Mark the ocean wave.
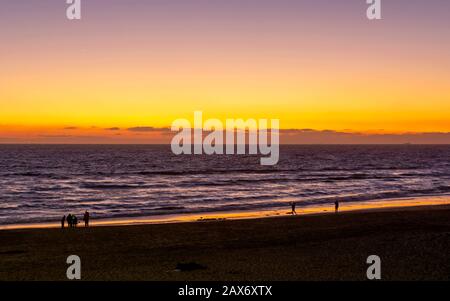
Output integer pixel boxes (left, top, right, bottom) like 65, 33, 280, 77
79, 182, 169, 190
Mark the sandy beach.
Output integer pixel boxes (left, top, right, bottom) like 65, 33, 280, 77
1, 202, 450, 281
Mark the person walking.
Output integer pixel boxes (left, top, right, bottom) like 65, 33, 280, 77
83, 211, 90, 227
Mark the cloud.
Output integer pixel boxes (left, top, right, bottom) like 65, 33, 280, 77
63, 126, 78, 130
39, 135, 73, 138
278, 129, 450, 144
2, 126, 449, 144
127, 126, 170, 132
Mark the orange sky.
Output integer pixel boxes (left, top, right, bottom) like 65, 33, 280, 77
1, 0, 449, 143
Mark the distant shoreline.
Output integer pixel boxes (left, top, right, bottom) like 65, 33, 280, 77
1, 194, 449, 231
1, 143, 450, 145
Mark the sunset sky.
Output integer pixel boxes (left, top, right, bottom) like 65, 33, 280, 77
1, 0, 449, 143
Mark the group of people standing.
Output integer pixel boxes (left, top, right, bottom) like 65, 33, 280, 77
290, 201, 340, 215
61, 211, 90, 228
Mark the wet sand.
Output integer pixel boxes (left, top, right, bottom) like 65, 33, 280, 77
2, 195, 450, 230
1, 203, 450, 281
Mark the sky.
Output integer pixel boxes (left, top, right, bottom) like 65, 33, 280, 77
1, 0, 450, 144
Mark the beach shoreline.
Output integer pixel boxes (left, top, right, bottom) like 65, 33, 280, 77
1, 202, 450, 280
1, 194, 450, 231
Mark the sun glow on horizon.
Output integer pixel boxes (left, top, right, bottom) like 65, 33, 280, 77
1, 0, 449, 143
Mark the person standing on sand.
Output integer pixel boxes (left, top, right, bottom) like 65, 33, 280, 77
83, 211, 90, 227
335, 201, 339, 213
67, 214, 72, 228
291, 202, 297, 215
61, 215, 66, 229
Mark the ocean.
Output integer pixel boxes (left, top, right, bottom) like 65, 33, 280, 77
0, 144, 449, 225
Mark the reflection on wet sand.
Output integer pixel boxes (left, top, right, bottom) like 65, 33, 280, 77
1, 195, 449, 230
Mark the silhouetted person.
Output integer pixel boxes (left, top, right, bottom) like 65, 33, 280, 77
73, 215, 78, 227
67, 214, 73, 228
61, 215, 66, 229
335, 201, 340, 213
291, 202, 297, 215
83, 211, 90, 227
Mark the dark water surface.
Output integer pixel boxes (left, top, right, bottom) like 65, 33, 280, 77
0, 145, 449, 225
